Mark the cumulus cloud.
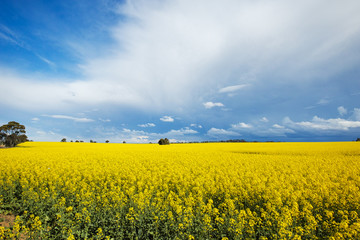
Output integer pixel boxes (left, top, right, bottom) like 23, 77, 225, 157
190, 123, 202, 128
337, 106, 347, 116
167, 127, 198, 136
92, 126, 200, 143
203, 102, 224, 109
283, 116, 360, 131
43, 114, 94, 123
138, 123, 156, 127
352, 108, 360, 121
272, 124, 284, 129
231, 122, 253, 129
207, 128, 240, 137
160, 116, 174, 122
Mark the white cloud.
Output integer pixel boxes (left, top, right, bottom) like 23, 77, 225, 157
283, 116, 360, 131
203, 102, 224, 109
260, 117, 269, 122
138, 123, 156, 127
91, 126, 200, 143
167, 127, 198, 136
231, 122, 253, 129
1, 0, 360, 115
44, 114, 94, 123
190, 123, 202, 128
26, 126, 66, 142
35, 54, 56, 68
272, 124, 284, 129
160, 116, 174, 122
207, 128, 240, 137
219, 84, 249, 93
337, 106, 347, 116
99, 118, 111, 122
31, 117, 40, 121
352, 108, 360, 121
317, 98, 330, 105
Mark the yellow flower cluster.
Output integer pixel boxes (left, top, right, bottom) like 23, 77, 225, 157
0, 141, 359, 239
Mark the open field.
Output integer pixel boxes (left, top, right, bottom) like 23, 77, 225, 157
0, 142, 360, 239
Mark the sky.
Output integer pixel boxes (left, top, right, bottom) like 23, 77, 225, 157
1, 0, 360, 143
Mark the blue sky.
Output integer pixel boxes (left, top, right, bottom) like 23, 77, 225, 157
1, 0, 360, 143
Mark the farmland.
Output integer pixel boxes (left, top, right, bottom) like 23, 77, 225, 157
0, 142, 360, 239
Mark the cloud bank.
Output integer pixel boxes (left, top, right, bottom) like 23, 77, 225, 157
1, 0, 360, 113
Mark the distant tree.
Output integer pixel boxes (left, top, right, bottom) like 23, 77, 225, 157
357, 138, 360, 142
70, 140, 73, 142
61, 138, 67, 142
0, 121, 28, 147
75, 140, 79, 143
158, 138, 170, 145
80, 140, 84, 143
90, 140, 93, 143
105, 140, 109, 143
123, 141, 126, 144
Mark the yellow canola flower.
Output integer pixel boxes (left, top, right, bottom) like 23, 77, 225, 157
0, 141, 359, 239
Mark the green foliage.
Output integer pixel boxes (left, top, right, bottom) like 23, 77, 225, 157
158, 138, 170, 145
0, 121, 27, 147
61, 138, 67, 142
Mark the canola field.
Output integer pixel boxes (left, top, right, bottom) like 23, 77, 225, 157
0, 142, 360, 239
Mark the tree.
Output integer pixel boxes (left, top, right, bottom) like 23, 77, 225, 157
357, 138, 360, 142
61, 138, 67, 142
158, 138, 170, 145
0, 121, 28, 147
105, 140, 109, 143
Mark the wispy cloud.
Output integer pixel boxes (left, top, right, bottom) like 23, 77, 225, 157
35, 54, 56, 68
260, 117, 269, 123
0, 24, 24, 47
138, 123, 156, 127
44, 114, 94, 123
203, 102, 224, 109
99, 118, 111, 122
160, 116, 174, 122
317, 98, 330, 105
219, 84, 250, 93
